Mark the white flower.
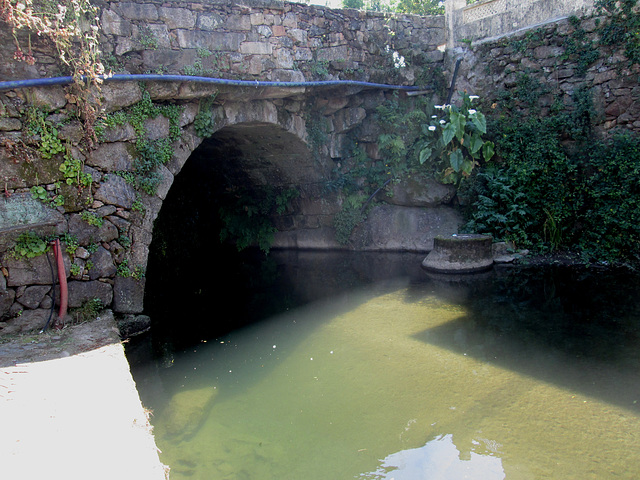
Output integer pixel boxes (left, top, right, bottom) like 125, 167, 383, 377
434, 105, 445, 110
428, 125, 437, 131
431, 115, 438, 119
468, 109, 477, 114
469, 95, 480, 101
440, 119, 446, 124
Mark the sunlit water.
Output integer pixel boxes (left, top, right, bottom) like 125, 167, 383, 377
128, 252, 640, 480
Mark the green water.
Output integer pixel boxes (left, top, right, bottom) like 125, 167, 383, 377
130, 253, 640, 480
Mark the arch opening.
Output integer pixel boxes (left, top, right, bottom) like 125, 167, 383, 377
144, 122, 316, 348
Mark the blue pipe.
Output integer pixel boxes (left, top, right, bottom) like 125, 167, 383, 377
0, 74, 430, 92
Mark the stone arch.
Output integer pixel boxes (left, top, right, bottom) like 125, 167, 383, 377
134, 99, 330, 315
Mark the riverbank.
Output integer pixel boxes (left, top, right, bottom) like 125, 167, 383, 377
0, 312, 168, 480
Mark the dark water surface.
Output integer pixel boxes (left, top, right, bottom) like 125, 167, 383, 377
128, 251, 640, 479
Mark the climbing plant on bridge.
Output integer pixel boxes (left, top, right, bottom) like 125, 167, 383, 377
1, 0, 106, 147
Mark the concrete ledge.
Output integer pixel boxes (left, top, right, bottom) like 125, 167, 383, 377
0, 315, 167, 480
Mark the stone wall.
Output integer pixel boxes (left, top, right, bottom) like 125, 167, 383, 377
445, 0, 594, 48
0, 0, 449, 335
450, 14, 640, 134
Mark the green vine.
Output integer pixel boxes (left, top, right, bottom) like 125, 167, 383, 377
96, 87, 184, 196
10, 231, 48, 259
193, 94, 220, 138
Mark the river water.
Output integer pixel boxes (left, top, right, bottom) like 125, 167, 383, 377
127, 251, 640, 480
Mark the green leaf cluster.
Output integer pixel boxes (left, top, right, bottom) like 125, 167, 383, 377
11, 232, 48, 259
194, 94, 220, 138
218, 186, 299, 254
417, 93, 494, 185
462, 84, 640, 263
96, 88, 183, 196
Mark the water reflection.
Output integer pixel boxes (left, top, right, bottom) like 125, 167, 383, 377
130, 251, 640, 480
361, 434, 505, 480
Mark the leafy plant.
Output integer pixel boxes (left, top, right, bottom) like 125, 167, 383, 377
218, 186, 298, 254
596, 0, 640, 66
333, 193, 367, 245
417, 93, 495, 185
69, 298, 103, 324
60, 153, 92, 188
194, 94, 220, 138
96, 87, 183, 196
59, 233, 79, 255
30, 185, 48, 202
69, 262, 83, 277
80, 211, 103, 227
11, 231, 48, 259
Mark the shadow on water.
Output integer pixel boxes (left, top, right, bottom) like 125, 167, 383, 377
412, 264, 640, 413
128, 251, 640, 479
134, 247, 640, 415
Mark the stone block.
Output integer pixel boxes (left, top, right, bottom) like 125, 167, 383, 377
0, 288, 15, 319
331, 107, 366, 134
67, 280, 114, 309
113, 276, 146, 314
158, 7, 196, 29
386, 177, 457, 208
17, 285, 51, 309
117, 314, 151, 338
88, 142, 135, 172
94, 175, 137, 210
88, 247, 117, 280
68, 214, 119, 245
5, 252, 70, 287
1, 308, 49, 334
176, 30, 244, 51
0, 193, 66, 239
240, 42, 273, 55
100, 82, 143, 113
196, 13, 224, 31
101, 9, 132, 36
350, 205, 463, 252
116, 2, 158, 21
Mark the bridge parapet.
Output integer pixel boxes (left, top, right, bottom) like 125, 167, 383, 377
100, 1, 444, 90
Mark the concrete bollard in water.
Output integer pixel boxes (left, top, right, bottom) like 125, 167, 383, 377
422, 234, 494, 273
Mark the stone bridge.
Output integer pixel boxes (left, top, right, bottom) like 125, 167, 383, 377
0, 0, 455, 331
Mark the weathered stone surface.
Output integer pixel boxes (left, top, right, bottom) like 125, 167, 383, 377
116, 2, 158, 21
0, 308, 49, 334
58, 184, 93, 214
100, 82, 143, 113
386, 177, 457, 208
5, 253, 70, 287
154, 165, 174, 200
0, 287, 15, 319
88, 246, 117, 280
175, 30, 244, 51
117, 314, 151, 338
16, 285, 51, 309
422, 234, 494, 273
67, 280, 113, 309
351, 205, 463, 252
0, 117, 22, 131
101, 9, 132, 36
113, 276, 146, 314
332, 107, 366, 134
144, 115, 170, 141
68, 214, 119, 245
0, 193, 66, 235
94, 175, 137, 210
196, 12, 224, 30
23, 87, 67, 111
158, 7, 195, 29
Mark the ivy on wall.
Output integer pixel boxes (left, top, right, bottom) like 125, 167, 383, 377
459, 1, 640, 264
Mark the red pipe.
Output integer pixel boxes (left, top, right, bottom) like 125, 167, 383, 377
53, 239, 68, 328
